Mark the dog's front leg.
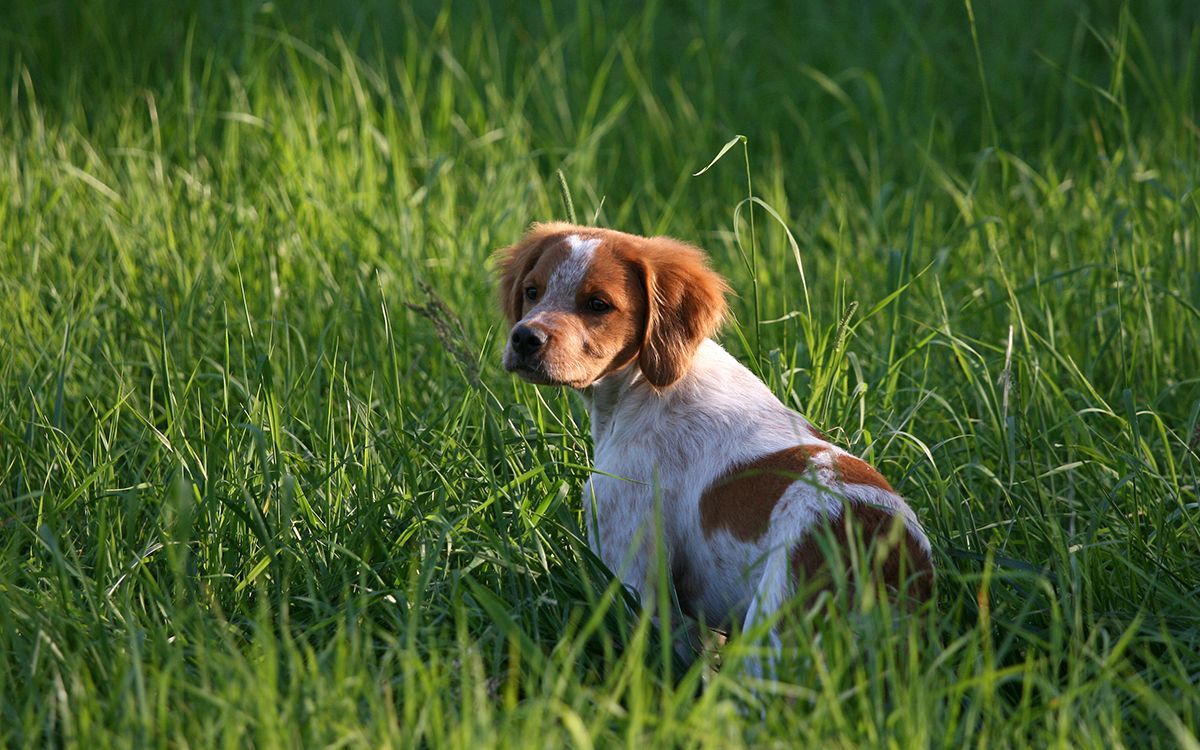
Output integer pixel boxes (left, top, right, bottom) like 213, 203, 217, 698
584, 476, 699, 664
583, 474, 656, 589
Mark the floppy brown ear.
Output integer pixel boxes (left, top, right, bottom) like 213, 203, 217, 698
634, 236, 729, 387
493, 224, 566, 324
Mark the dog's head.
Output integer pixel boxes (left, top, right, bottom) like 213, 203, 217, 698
495, 223, 729, 389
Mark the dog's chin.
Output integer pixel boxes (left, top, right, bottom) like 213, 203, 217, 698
505, 361, 592, 389
509, 364, 556, 385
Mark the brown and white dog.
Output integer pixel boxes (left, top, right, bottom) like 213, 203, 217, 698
497, 222, 933, 674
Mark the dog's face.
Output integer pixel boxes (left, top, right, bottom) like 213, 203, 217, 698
496, 223, 729, 389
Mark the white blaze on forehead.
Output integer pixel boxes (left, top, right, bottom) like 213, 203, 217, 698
534, 234, 600, 312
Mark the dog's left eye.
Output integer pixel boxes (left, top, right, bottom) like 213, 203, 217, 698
585, 296, 610, 313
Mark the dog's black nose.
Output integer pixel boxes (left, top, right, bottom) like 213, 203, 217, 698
510, 325, 546, 356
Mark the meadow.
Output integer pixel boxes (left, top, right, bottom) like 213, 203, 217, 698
1, 0, 1198, 746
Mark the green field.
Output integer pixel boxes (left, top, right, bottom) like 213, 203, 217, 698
2, 1, 1198, 746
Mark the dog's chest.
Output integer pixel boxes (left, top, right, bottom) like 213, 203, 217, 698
584, 415, 766, 618
585, 428, 691, 547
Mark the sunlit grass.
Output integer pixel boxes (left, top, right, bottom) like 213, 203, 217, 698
1, 0, 1198, 746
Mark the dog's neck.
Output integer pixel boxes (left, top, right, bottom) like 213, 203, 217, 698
579, 340, 719, 445
578, 339, 801, 446
578, 360, 646, 445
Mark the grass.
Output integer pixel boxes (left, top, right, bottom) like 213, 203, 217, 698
1, 0, 1198, 746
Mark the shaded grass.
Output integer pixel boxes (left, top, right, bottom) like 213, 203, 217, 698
1, 0, 1198, 746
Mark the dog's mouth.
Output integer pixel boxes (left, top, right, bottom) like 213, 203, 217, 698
514, 364, 552, 384
505, 359, 558, 385
505, 358, 594, 389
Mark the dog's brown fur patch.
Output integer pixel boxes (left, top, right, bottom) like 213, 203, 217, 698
578, 244, 649, 377
628, 237, 729, 387
791, 502, 933, 603
699, 445, 827, 542
495, 225, 572, 324
833, 453, 895, 492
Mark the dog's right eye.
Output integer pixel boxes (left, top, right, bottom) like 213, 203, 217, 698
524, 286, 539, 302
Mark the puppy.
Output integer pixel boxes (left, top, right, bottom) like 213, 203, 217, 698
497, 223, 933, 674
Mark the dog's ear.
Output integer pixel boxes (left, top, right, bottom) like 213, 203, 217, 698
633, 237, 729, 388
494, 224, 562, 324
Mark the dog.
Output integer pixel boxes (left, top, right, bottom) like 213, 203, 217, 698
497, 222, 933, 675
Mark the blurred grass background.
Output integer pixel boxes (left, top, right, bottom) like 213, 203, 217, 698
1, 0, 1198, 746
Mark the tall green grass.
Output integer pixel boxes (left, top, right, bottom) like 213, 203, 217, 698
1, 0, 1198, 746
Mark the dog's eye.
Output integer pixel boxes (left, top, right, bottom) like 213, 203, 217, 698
524, 286, 539, 302
586, 296, 610, 313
